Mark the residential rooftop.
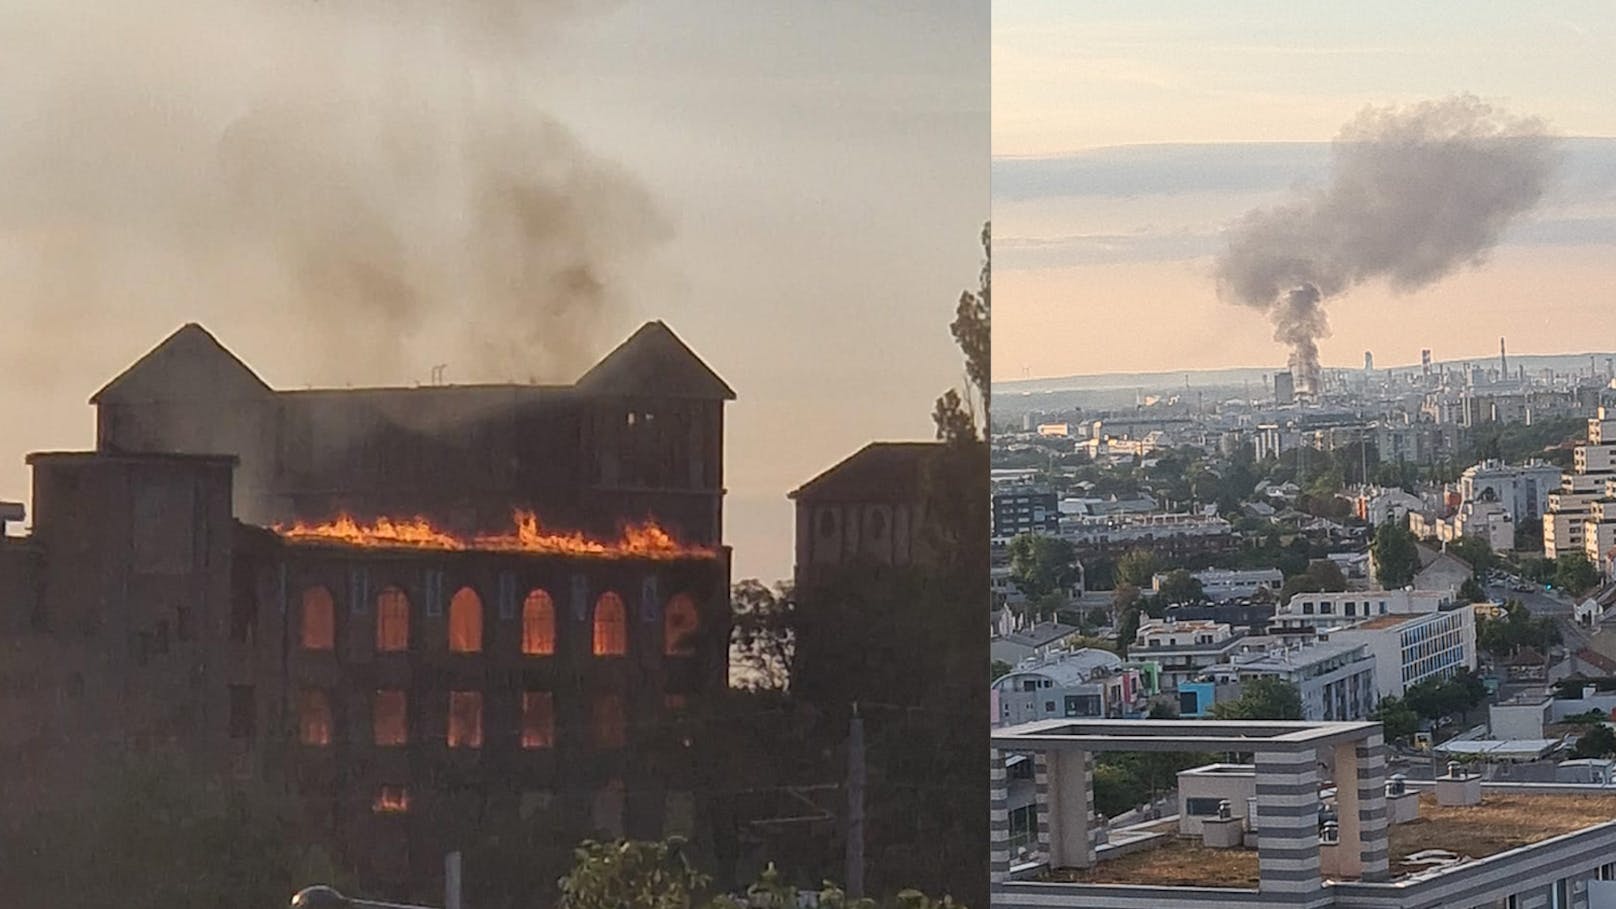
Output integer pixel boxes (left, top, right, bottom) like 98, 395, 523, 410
1046, 792, 1616, 888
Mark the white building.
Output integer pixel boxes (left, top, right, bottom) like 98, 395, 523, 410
1273, 589, 1455, 633
992, 648, 1142, 727
1131, 618, 1246, 691
1459, 459, 1562, 522
1151, 567, 1283, 601
1327, 606, 1477, 700
1199, 639, 1379, 721
1545, 407, 1616, 564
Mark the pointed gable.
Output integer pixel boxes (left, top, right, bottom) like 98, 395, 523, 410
575, 321, 735, 401
789, 442, 944, 505
91, 323, 271, 404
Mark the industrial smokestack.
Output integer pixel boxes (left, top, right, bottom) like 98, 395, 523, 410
1500, 337, 1508, 377
1215, 96, 1555, 380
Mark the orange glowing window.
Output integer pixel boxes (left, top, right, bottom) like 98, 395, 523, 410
521, 691, 555, 749
374, 689, 407, 746
298, 689, 332, 746
447, 690, 483, 749
592, 592, 627, 656
521, 590, 556, 656
448, 587, 483, 653
373, 785, 410, 814
376, 586, 410, 652
301, 586, 335, 651
592, 693, 627, 749
664, 594, 699, 656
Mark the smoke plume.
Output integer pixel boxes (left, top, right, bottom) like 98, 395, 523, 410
0, 0, 663, 384
1215, 94, 1555, 397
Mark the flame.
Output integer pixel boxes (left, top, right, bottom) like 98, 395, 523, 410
276, 509, 717, 560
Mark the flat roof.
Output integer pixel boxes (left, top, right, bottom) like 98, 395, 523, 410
1045, 792, 1616, 888
1355, 613, 1423, 629
993, 718, 1381, 753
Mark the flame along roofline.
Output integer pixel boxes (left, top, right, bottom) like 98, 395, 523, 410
269, 511, 723, 562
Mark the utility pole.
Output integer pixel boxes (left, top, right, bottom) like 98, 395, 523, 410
846, 704, 866, 900
445, 852, 462, 909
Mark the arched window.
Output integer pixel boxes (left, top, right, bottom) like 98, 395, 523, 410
592, 592, 627, 656
301, 586, 335, 651
522, 590, 556, 656
664, 594, 699, 656
448, 587, 483, 653
298, 688, 332, 746
374, 689, 407, 746
592, 693, 626, 749
447, 690, 484, 749
376, 586, 410, 652
521, 691, 555, 749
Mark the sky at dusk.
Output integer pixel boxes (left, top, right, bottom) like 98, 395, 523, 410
993, 3, 1616, 382
0, 1, 988, 584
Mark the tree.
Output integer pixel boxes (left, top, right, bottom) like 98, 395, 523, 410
1115, 605, 1143, 658
559, 839, 713, 909
1373, 695, 1419, 743
1116, 548, 1161, 589
991, 659, 1012, 682
1212, 678, 1303, 720
1006, 534, 1078, 603
1515, 516, 1544, 553
1572, 724, 1616, 760
1155, 569, 1204, 605
1447, 536, 1494, 576
558, 841, 966, 909
1556, 550, 1600, 598
1478, 600, 1562, 659
931, 222, 988, 443
1278, 559, 1348, 604
3, 753, 345, 909
1147, 701, 1178, 719
731, 578, 794, 691
1458, 576, 1487, 603
1371, 520, 1420, 589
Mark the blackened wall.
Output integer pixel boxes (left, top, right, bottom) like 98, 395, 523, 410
244, 542, 731, 889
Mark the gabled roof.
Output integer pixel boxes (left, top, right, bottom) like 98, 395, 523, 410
788, 441, 944, 504
91, 323, 270, 404
575, 321, 735, 401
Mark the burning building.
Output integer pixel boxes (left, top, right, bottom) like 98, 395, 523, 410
0, 321, 734, 893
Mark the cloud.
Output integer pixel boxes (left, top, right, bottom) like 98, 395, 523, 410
995, 136, 1616, 270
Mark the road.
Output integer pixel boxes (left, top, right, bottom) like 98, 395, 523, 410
1486, 580, 1589, 685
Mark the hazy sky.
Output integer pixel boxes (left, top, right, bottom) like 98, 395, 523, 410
0, 1, 988, 584
993, 2, 1616, 382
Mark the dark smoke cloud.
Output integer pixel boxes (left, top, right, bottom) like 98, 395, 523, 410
1215, 94, 1556, 395
0, 0, 661, 384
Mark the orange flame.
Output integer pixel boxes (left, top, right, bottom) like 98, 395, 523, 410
276, 509, 717, 560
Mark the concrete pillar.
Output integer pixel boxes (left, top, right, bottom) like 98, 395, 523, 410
990, 748, 1011, 883
1353, 732, 1390, 881
1255, 748, 1321, 897
1040, 749, 1094, 869
1332, 741, 1364, 879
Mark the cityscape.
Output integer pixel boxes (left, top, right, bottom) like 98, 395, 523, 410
990, 4, 1616, 907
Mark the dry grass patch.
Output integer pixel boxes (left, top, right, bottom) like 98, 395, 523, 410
1388, 793, 1616, 869
1047, 837, 1260, 888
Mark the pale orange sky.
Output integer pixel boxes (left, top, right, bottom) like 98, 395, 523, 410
996, 245, 1616, 380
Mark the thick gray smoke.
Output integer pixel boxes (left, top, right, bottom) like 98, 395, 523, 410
0, 0, 661, 384
1216, 95, 1555, 397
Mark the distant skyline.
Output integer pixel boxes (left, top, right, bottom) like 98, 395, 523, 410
993, 3, 1616, 383
0, 1, 988, 585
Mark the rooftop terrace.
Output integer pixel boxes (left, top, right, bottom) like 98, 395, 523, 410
1042, 792, 1616, 888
